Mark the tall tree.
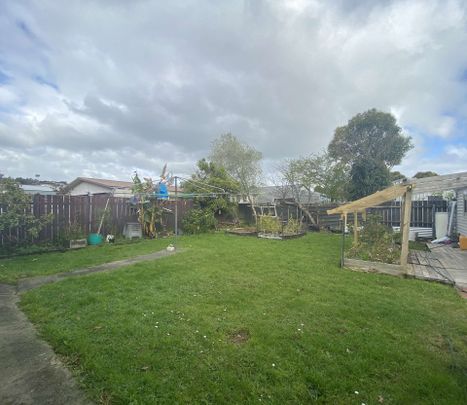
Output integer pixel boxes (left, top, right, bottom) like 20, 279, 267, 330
184, 159, 240, 221
413, 171, 438, 179
277, 159, 316, 224
277, 152, 348, 224
210, 134, 262, 224
390, 171, 407, 182
347, 158, 391, 200
328, 109, 412, 168
299, 152, 349, 202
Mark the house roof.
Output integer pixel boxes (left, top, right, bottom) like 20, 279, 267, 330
254, 186, 322, 205
20, 184, 57, 195
409, 171, 467, 194
64, 177, 179, 193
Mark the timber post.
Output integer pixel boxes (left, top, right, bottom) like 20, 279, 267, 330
353, 211, 358, 246
400, 187, 413, 268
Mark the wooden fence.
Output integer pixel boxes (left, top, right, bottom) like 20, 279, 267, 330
0, 194, 193, 247
309, 199, 448, 231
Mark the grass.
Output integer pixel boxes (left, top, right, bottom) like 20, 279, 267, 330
18, 233, 467, 404
0, 238, 172, 283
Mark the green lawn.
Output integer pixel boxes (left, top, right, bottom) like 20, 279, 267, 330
19, 233, 467, 404
0, 238, 171, 283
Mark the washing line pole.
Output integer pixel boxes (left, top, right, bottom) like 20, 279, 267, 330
174, 176, 178, 248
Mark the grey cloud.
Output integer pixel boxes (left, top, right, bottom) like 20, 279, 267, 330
0, 0, 466, 181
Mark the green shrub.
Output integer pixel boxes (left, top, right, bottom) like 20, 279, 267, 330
258, 215, 281, 234
283, 217, 302, 234
182, 208, 217, 234
347, 214, 400, 264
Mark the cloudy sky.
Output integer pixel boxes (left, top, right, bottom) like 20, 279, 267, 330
0, 0, 466, 182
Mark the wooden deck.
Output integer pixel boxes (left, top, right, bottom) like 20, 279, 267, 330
408, 244, 467, 290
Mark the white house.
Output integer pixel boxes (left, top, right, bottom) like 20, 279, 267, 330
456, 187, 467, 236
64, 177, 134, 197
409, 172, 467, 238
64, 177, 179, 198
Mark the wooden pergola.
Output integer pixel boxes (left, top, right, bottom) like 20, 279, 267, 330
327, 184, 414, 268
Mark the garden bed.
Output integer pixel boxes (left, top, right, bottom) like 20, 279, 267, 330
257, 231, 306, 240
225, 228, 257, 236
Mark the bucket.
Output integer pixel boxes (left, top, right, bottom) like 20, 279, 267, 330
87, 233, 103, 245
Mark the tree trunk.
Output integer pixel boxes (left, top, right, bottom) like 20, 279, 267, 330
296, 202, 316, 225
247, 195, 258, 225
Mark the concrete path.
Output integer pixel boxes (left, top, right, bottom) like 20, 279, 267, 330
0, 248, 179, 405
18, 249, 178, 292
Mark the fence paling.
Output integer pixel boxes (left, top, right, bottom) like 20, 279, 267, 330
302, 200, 447, 230
0, 194, 195, 246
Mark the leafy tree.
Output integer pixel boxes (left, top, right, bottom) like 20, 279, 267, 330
182, 208, 217, 234
183, 159, 240, 224
277, 158, 316, 224
390, 171, 406, 182
328, 109, 412, 168
300, 152, 349, 202
277, 152, 348, 224
0, 178, 53, 245
347, 158, 391, 200
210, 134, 262, 224
413, 171, 438, 179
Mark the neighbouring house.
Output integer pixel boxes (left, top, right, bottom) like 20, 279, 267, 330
20, 184, 57, 195
455, 186, 467, 236
63, 177, 179, 198
63, 177, 134, 197
410, 171, 467, 238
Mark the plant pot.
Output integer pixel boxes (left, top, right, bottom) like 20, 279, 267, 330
87, 233, 103, 245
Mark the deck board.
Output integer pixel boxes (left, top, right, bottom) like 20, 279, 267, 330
420, 244, 467, 290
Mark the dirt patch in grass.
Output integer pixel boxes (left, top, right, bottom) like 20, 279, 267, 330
228, 329, 250, 344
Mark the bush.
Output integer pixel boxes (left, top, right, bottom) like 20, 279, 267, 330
182, 208, 217, 234
0, 178, 53, 250
347, 214, 400, 264
258, 215, 281, 234
283, 217, 302, 234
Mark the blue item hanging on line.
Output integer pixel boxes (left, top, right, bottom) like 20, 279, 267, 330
155, 182, 169, 199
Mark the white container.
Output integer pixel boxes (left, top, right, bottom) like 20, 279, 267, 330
435, 212, 448, 239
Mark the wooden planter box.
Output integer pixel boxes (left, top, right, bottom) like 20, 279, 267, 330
225, 229, 257, 236
69, 238, 87, 249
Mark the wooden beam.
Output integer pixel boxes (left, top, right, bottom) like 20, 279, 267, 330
353, 211, 358, 246
327, 184, 412, 215
400, 188, 413, 268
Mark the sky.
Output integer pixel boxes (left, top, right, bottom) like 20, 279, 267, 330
0, 0, 466, 183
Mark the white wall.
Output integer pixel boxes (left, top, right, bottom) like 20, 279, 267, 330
456, 188, 467, 236
69, 182, 132, 197
69, 182, 109, 196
